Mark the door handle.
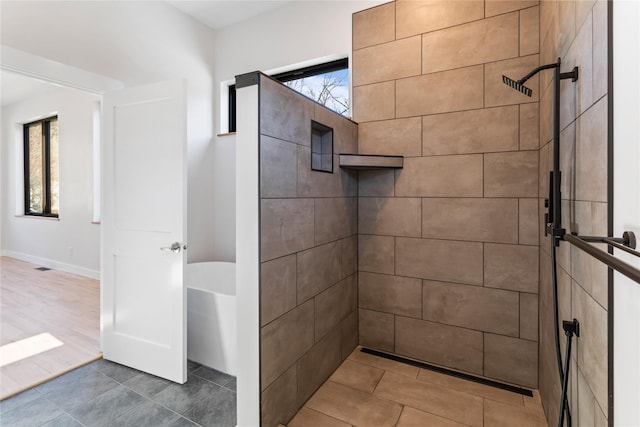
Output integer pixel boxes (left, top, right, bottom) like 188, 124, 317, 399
160, 242, 182, 253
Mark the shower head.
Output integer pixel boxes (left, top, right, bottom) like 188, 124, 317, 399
502, 75, 533, 97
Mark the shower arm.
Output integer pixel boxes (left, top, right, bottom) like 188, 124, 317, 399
517, 61, 579, 86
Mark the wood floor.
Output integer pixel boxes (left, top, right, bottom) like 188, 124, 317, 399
0, 257, 101, 399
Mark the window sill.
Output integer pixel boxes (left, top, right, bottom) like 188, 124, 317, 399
15, 215, 60, 221
217, 132, 236, 137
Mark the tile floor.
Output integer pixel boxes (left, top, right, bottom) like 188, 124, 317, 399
0, 359, 236, 427
285, 347, 548, 427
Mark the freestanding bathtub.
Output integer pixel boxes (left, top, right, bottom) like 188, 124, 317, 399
186, 262, 237, 376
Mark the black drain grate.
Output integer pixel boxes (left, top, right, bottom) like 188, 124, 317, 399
360, 347, 533, 397
35, 267, 52, 271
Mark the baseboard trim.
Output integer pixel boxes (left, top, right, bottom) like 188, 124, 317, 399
1, 250, 100, 280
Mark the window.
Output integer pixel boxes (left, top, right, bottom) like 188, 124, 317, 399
228, 84, 236, 133
275, 58, 349, 117
227, 58, 349, 133
23, 116, 59, 217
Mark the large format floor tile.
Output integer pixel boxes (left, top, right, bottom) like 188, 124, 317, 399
290, 347, 549, 427
0, 359, 236, 427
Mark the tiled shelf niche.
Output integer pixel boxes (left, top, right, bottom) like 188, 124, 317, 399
339, 153, 404, 170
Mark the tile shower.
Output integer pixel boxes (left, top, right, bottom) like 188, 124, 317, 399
254, 1, 610, 426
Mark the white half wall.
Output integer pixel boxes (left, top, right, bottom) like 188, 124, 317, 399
1, 85, 101, 278
613, 1, 640, 425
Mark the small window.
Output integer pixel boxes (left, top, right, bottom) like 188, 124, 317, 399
228, 84, 236, 133
311, 121, 333, 173
276, 58, 349, 117
24, 116, 59, 217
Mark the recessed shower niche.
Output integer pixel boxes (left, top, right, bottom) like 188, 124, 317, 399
310, 120, 333, 173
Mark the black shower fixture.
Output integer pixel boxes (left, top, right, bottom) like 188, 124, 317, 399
503, 58, 579, 427
501, 75, 533, 97
502, 58, 578, 245
502, 59, 578, 99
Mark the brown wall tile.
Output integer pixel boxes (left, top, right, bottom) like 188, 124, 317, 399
261, 254, 297, 326
520, 293, 539, 341
261, 300, 314, 390
484, 334, 538, 388
520, 6, 540, 56
395, 155, 483, 197
396, 0, 484, 38
261, 136, 298, 198
396, 316, 483, 375
592, 0, 607, 101
484, 243, 539, 293
261, 364, 298, 427
314, 198, 356, 245
520, 103, 540, 151
423, 106, 519, 156
359, 234, 395, 275
396, 66, 484, 117
315, 276, 355, 341
297, 328, 343, 405
422, 13, 519, 74
314, 104, 358, 154
519, 198, 539, 245
359, 197, 421, 237
353, 2, 395, 50
396, 237, 483, 286
573, 282, 608, 416
359, 308, 395, 352
575, 97, 607, 202
484, 151, 539, 197
557, 0, 576, 58
340, 236, 357, 279
422, 198, 519, 244
485, 55, 540, 107
359, 272, 422, 318
359, 170, 395, 197
261, 199, 314, 261
341, 311, 358, 360
359, 117, 422, 157
562, 12, 592, 122
422, 281, 519, 337
297, 241, 342, 304
353, 81, 395, 123
261, 77, 314, 146
298, 149, 357, 198
485, 0, 539, 17
354, 36, 421, 86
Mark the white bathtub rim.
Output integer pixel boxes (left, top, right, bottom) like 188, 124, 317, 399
186, 261, 236, 297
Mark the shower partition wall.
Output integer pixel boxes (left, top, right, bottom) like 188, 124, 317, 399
236, 72, 360, 427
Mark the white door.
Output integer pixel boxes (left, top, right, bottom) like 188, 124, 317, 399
101, 80, 187, 383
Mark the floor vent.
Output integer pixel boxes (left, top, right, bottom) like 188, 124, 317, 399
360, 347, 533, 397
35, 267, 52, 271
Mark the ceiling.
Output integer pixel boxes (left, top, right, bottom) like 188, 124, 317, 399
167, 0, 292, 30
1, 2, 293, 106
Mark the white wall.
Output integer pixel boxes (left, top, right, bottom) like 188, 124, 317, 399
1, 86, 101, 277
209, 0, 385, 261
0, 0, 218, 263
613, 1, 640, 425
